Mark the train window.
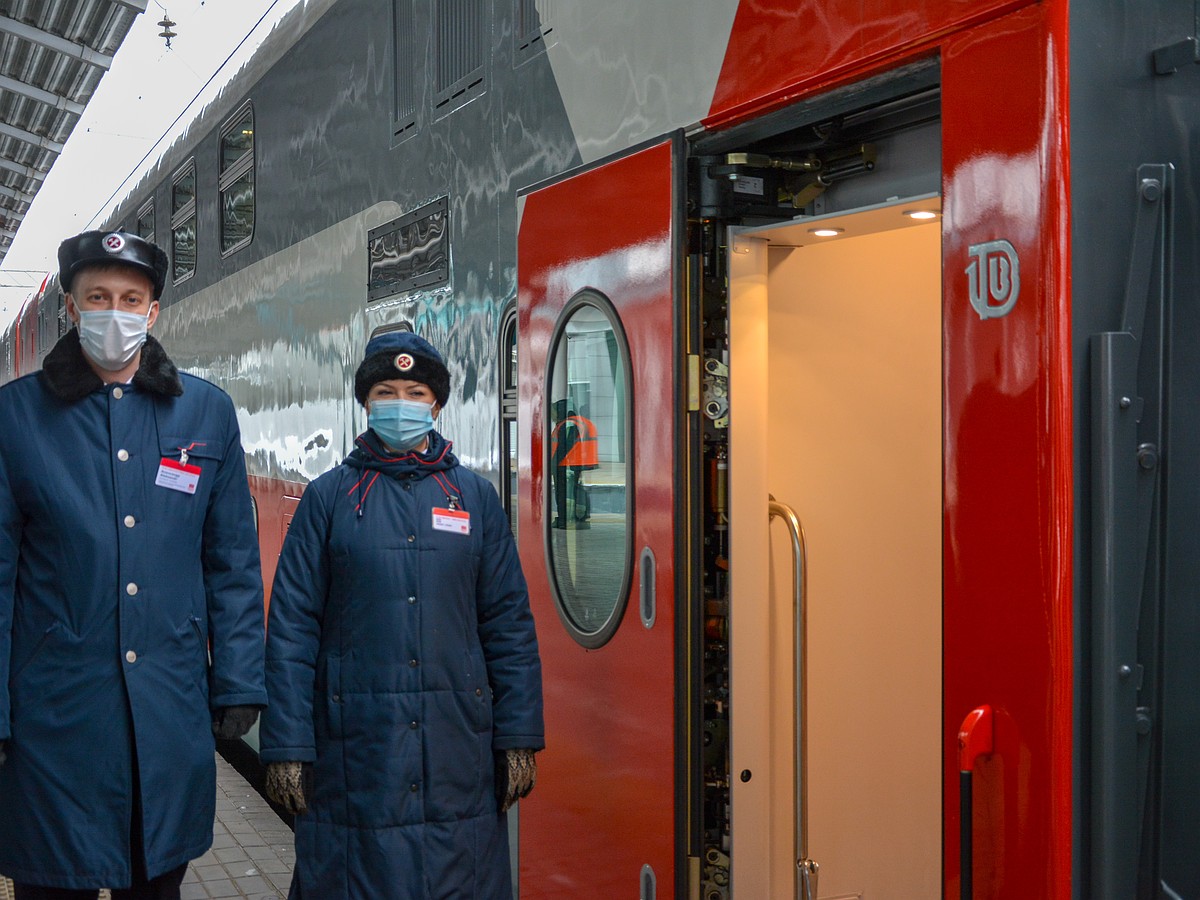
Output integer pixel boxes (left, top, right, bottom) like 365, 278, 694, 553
500, 305, 518, 534
171, 160, 197, 283
545, 291, 633, 648
432, 0, 485, 114
392, 0, 418, 137
367, 198, 449, 301
136, 200, 154, 243
219, 103, 255, 256
514, 0, 552, 64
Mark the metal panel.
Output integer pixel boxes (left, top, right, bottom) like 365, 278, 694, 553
941, 7, 1073, 899
517, 138, 679, 898
707, 0, 1034, 128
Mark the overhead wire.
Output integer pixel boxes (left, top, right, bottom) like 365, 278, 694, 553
86, 0, 287, 229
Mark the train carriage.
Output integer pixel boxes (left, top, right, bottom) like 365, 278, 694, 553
3, 1, 1199, 897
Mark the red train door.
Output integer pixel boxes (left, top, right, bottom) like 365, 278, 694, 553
517, 138, 683, 897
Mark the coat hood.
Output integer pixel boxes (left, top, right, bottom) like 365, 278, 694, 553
343, 429, 460, 516
39, 329, 183, 402
346, 428, 458, 477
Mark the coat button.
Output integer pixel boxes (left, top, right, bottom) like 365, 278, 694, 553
409, 783, 419, 793
332, 694, 340, 703
125, 650, 137, 663
117, 449, 129, 461
475, 688, 483, 697
409, 658, 419, 667
407, 595, 416, 604
410, 720, 419, 730
407, 534, 416, 542
404, 483, 412, 491
112, 387, 124, 399
124, 515, 136, 528
126, 583, 138, 596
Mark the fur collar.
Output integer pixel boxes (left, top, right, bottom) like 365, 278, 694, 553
40, 330, 184, 402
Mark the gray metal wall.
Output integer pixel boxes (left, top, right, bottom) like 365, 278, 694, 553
1070, 3, 1200, 897
106, 0, 582, 483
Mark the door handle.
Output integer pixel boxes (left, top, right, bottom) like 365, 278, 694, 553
957, 704, 994, 900
769, 497, 819, 900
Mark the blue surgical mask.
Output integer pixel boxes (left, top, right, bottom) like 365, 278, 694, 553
76, 309, 148, 371
368, 398, 435, 452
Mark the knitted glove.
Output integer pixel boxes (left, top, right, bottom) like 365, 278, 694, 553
212, 705, 261, 740
266, 761, 312, 815
495, 748, 537, 813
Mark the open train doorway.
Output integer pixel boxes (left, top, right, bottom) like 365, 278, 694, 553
726, 198, 944, 898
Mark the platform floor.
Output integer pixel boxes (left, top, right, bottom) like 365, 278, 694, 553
1, 754, 294, 900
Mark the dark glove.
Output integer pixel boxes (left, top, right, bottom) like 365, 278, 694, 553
265, 760, 312, 815
212, 705, 261, 740
495, 748, 537, 813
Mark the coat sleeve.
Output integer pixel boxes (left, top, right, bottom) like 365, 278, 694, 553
202, 400, 268, 709
474, 478, 544, 752
258, 481, 332, 763
0, 444, 19, 742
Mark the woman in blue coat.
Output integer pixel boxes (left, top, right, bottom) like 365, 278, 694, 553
260, 331, 544, 899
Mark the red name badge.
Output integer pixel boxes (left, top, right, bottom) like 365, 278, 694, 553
432, 506, 470, 535
156, 457, 201, 494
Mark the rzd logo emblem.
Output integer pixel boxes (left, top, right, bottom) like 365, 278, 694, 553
966, 239, 1020, 319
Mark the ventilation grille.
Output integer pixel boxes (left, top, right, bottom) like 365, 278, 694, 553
393, 0, 417, 131
434, 0, 484, 108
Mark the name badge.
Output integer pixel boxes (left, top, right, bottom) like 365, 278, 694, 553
156, 457, 201, 494
432, 506, 470, 535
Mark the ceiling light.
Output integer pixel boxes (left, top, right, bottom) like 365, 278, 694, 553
808, 227, 844, 237
903, 210, 938, 220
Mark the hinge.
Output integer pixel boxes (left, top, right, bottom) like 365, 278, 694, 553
1153, 36, 1199, 75
687, 354, 701, 411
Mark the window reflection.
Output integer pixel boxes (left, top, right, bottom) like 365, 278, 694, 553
547, 296, 630, 647
171, 160, 197, 282
219, 104, 254, 255
221, 168, 254, 253
136, 202, 154, 244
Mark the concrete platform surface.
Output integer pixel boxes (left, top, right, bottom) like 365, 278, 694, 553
1, 754, 294, 900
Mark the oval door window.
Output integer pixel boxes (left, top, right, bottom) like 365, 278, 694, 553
545, 291, 633, 648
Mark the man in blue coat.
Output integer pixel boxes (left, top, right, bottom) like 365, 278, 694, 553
0, 231, 267, 899
259, 331, 543, 899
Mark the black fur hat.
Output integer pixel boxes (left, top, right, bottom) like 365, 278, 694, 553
57, 230, 169, 300
354, 331, 450, 407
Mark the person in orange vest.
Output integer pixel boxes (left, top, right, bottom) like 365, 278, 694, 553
551, 402, 598, 528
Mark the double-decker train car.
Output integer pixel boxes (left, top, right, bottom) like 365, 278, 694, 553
3, 1, 1199, 897
0, 275, 54, 384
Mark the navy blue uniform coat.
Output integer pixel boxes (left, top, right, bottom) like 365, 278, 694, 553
259, 430, 544, 899
0, 333, 266, 888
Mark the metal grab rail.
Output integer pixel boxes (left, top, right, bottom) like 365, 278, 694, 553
769, 498, 819, 900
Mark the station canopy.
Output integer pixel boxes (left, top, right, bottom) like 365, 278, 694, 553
0, 0, 146, 264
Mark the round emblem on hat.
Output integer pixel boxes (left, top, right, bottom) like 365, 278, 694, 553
103, 233, 125, 253
394, 352, 415, 372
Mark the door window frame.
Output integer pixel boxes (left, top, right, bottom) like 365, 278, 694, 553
543, 288, 635, 649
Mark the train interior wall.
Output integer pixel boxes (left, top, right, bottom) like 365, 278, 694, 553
729, 214, 942, 897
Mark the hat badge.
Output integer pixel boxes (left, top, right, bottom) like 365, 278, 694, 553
394, 352, 415, 372
103, 233, 125, 253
